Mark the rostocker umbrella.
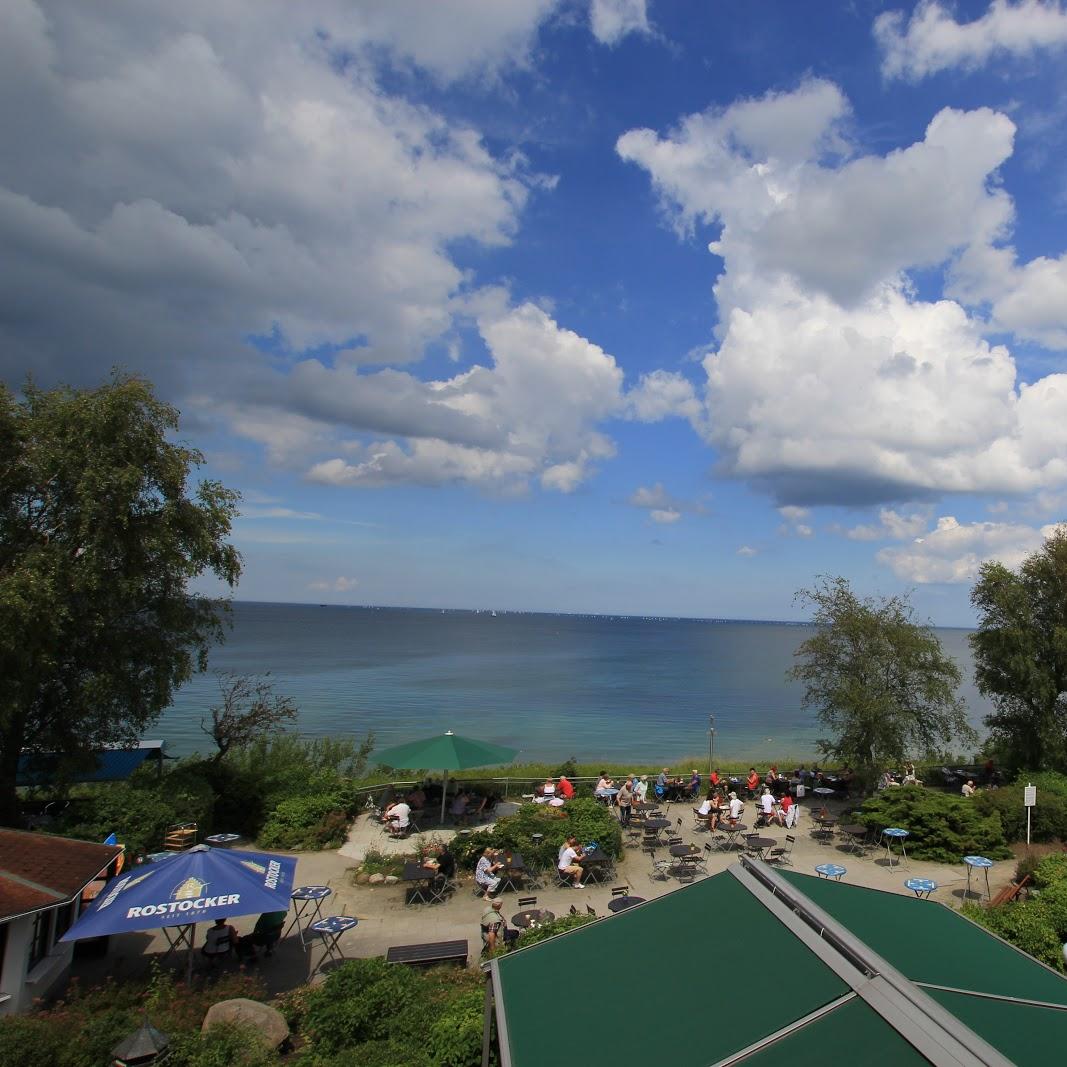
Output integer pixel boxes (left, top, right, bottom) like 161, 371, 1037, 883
374, 730, 518, 823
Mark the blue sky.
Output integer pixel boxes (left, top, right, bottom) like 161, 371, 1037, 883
4, 1, 1067, 625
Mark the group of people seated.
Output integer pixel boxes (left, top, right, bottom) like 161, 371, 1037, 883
201, 911, 287, 963
533, 775, 575, 805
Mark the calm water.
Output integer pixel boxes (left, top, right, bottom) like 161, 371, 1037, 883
160, 603, 992, 764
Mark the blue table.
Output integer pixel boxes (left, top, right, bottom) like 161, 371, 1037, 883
815, 863, 846, 881
964, 856, 994, 900
905, 878, 937, 899
882, 828, 910, 869
286, 885, 333, 946
205, 833, 241, 847
308, 915, 358, 976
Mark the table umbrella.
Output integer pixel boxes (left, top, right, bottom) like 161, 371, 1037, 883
61, 844, 297, 978
374, 730, 518, 824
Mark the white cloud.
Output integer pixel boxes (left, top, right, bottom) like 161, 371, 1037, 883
619, 82, 1067, 507
875, 1, 1067, 82
650, 508, 682, 524
777, 506, 808, 522
877, 516, 1066, 582
626, 369, 705, 431
240, 506, 323, 521
844, 508, 931, 541
309, 575, 359, 593
737, 545, 758, 557
589, 0, 651, 45
629, 482, 701, 522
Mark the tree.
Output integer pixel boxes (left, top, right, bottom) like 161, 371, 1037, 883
0, 374, 241, 825
790, 576, 973, 789
970, 527, 1067, 772
202, 673, 297, 763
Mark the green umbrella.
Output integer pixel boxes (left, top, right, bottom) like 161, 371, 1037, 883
375, 730, 519, 824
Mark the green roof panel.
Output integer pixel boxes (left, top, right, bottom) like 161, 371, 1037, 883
494, 874, 851, 1067
779, 870, 1067, 1006
740, 996, 932, 1066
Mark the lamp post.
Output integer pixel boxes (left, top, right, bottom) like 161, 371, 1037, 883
708, 714, 716, 777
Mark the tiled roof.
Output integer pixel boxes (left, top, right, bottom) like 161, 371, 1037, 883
0, 829, 121, 922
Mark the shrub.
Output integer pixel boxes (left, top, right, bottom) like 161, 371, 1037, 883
974, 772, 1067, 844
514, 912, 597, 948
1033, 853, 1067, 889
1034, 879, 1067, 942
257, 788, 355, 850
425, 989, 484, 1067
858, 786, 1010, 864
166, 1022, 279, 1067
963, 901, 1064, 971
451, 799, 622, 872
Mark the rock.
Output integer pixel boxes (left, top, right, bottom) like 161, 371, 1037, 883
368, 872, 386, 885
202, 998, 288, 1050
384, 875, 399, 885
355, 871, 370, 885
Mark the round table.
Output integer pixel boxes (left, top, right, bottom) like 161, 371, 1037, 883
643, 818, 669, 830
813, 787, 835, 796
287, 885, 333, 944
512, 908, 554, 928
669, 843, 699, 858
839, 824, 868, 854
308, 915, 358, 974
816, 863, 847, 880
964, 856, 994, 900
607, 895, 646, 913
905, 878, 937, 899
746, 837, 777, 860
204, 833, 241, 847
881, 828, 910, 869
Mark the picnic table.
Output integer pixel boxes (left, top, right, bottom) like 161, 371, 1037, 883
308, 915, 358, 977
882, 828, 910, 869
286, 885, 333, 946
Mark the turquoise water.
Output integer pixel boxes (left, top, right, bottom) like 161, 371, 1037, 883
160, 603, 991, 763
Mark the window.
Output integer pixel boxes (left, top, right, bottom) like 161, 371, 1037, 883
53, 901, 76, 943
28, 910, 53, 971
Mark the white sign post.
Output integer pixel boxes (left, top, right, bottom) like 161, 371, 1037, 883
1024, 783, 1037, 847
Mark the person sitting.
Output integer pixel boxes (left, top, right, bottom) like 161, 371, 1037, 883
708, 791, 724, 831
424, 843, 457, 895
688, 770, 701, 797
764, 766, 779, 788
406, 786, 426, 810
386, 800, 411, 836
557, 836, 586, 888
542, 777, 557, 796
449, 790, 470, 821
557, 774, 575, 800
709, 768, 721, 789
480, 899, 518, 953
902, 763, 922, 786
777, 793, 795, 828
756, 787, 776, 827
697, 789, 714, 818
238, 910, 286, 959
878, 770, 900, 790
745, 768, 760, 797
475, 847, 504, 900
203, 917, 236, 960
961, 779, 977, 798
727, 791, 744, 825
595, 772, 615, 793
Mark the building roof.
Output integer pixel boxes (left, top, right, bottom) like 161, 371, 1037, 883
16, 740, 166, 786
487, 858, 1067, 1067
0, 829, 121, 922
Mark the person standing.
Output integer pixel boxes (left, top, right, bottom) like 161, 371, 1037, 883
480, 899, 518, 953
616, 777, 634, 826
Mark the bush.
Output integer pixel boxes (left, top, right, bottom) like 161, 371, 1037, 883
858, 786, 1010, 864
1033, 853, 1067, 889
974, 772, 1067, 844
513, 912, 596, 948
257, 788, 355, 850
166, 1022, 279, 1067
1034, 879, 1067, 942
963, 901, 1065, 971
450, 799, 622, 872
425, 989, 485, 1067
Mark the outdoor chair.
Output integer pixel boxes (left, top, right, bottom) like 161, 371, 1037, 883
586, 904, 597, 917
610, 885, 628, 898
692, 808, 708, 833
569, 904, 578, 916
767, 835, 796, 867
674, 857, 697, 883
645, 847, 671, 882
517, 896, 537, 908
625, 826, 643, 848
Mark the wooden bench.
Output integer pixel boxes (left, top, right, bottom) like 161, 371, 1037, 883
989, 874, 1029, 907
385, 940, 468, 968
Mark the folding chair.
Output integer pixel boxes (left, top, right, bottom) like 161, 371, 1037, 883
517, 896, 538, 909
767, 835, 796, 867
610, 885, 629, 899
585, 904, 597, 917
645, 847, 671, 882
569, 904, 578, 916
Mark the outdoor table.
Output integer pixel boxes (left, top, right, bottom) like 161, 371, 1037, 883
579, 847, 613, 884
669, 843, 699, 858
746, 836, 776, 861
287, 885, 333, 945
607, 895, 646, 913
204, 833, 241, 847
633, 802, 657, 813
307, 915, 358, 977
812, 816, 836, 844
881, 828, 910, 869
964, 856, 994, 900
512, 908, 554, 929
497, 852, 526, 892
642, 818, 670, 843
905, 878, 937, 899
402, 862, 443, 905
813, 787, 835, 797
840, 824, 869, 854
720, 822, 749, 849
595, 788, 619, 804
816, 863, 847, 880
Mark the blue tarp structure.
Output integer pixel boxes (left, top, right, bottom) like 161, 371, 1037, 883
17, 741, 168, 786
60, 844, 297, 940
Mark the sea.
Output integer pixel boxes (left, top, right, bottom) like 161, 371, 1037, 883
160, 602, 992, 765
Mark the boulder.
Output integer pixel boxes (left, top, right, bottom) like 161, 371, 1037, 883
202, 998, 288, 1050
368, 872, 386, 885
384, 874, 399, 885
354, 871, 370, 885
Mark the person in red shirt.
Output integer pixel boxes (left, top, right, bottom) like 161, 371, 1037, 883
709, 769, 720, 788
557, 774, 575, 800
746, 768, 760, 797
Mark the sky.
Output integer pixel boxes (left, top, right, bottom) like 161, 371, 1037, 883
3, 0, 1067, 625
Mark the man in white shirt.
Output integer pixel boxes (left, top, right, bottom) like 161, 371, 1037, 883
961, 780, 976, 798
557, 836, 585, 888
386, 800, 411, 836
727, 792, 744, 824
758, 788, 775, 826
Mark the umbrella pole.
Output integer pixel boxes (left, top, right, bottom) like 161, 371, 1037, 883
187, 923, 195, 984
440, 768, 449, 825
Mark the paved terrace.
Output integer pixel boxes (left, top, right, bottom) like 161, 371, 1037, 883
70, 795, 1015, 997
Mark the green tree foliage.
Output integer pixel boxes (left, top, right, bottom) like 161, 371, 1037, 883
973, 772, 1067, 844
0, 375, 241, 824
790, 577, 973, 789
963, 901, 1065, 972
970, 528, 1067, 772
858, 786, 1010, 864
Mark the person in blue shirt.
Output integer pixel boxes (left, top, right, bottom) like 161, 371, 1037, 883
688, 770, 701, 796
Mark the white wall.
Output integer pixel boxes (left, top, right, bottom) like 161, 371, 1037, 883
0, 905, 77, 1015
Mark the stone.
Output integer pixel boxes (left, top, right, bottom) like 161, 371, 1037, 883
354, 871, 370, 885
384, 874, 399, 884
368, 872, 386, 885
202, 998, 289, 1050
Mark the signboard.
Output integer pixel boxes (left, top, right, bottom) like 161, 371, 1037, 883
1024, 784, 1037, 808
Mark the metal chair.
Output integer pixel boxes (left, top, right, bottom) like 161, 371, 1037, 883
610, 885, 628, 899
569, 904, 578, 916
585, 904, 597, 917
517, 896, 537, 908
767, 835, 796, 867
645, 847, 671, 881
